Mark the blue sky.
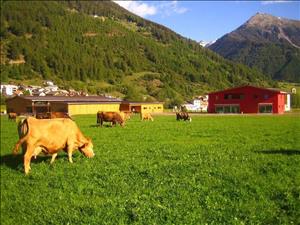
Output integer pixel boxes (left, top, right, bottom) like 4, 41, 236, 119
114, 1, 300, 42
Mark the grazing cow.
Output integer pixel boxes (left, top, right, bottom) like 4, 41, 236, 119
141, 112, 154, 121
36, 113, 50, 119
97, 111, 125, 127
8, 112, 17, 121
176, 112, 192, 122
36, 112, 71, 119
119, 111, 132, 121
49, 112, 72, 119
13, 117, 94, 174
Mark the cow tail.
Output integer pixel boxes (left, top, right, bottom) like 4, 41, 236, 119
13, 118, 29, 155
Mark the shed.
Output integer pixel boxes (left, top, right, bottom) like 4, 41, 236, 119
120, 101, 164, 114
208, 85, 290, 114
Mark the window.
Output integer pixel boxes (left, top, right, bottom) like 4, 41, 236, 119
215, 105, 240, 113
143, 107, 147, 109
26, 107, 33, 113
224, 94, 232, 99
264, 94, 269, 100
259, 104, 272, 113
224, 93, 244, 100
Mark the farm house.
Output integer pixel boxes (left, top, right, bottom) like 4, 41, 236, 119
208, 85, 290, 114
120, 101, 164, 114
5, 96, 122, 116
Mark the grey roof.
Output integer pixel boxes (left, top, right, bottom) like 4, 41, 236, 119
15, 95, 122, 103
208, 85, 286, 95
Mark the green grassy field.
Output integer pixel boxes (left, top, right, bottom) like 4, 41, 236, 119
1, 114, 299, 225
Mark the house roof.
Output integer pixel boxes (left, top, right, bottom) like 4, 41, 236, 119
121, 101, 164, 106
208, 85, 287, 95
6, 95, 122, 103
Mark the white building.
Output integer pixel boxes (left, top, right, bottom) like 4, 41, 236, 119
285, 94, 291, 112
0, 84, 18, 96
181, 95, 209, 112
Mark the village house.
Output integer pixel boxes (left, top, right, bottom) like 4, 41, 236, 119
181, 95, 208, 112
0, 84, 18, 96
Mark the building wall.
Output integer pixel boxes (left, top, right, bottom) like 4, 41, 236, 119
141, 103, 164, 114
68, 103, 120, 115
277, 93, 286, 114
208, 86, 285, 114
51, 102, 68, 112
285, 94, 291, 111
6, 97, 32, 114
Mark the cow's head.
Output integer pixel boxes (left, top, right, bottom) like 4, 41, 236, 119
120, 120, 125, 127
117, 116, 125, 127
79, 138, 95, 158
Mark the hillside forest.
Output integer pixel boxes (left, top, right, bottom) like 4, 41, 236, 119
1, 1, 273, 106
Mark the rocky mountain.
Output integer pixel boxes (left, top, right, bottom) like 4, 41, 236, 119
0, 1, 272, 106
209, 13, 300, 82
199, 40, 216, 48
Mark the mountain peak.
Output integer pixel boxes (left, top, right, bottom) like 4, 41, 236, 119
209, 12, 300, 82
245, 12, 283, 27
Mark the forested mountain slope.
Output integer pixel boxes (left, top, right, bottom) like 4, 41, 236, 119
209, 13, 300, 83
0, 1, 272, 105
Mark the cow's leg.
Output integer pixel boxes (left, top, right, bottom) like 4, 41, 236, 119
50, 153, 58, 164
100, 119, 103, 127
67, 144, 74, 163
24, 145, 35, 175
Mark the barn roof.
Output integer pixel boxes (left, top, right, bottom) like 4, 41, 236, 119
208, 85, 287, 95
121, 101, 164, 106
6, 95, 122, 103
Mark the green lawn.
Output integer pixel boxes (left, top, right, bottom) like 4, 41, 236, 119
1, 114, 299, 224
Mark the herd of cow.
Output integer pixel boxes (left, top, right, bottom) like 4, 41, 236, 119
8, 110, 191, 174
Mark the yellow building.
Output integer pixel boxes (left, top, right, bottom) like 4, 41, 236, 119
6, 96, 164, 116
6, 96, 122, 116
120, 101, 164, 114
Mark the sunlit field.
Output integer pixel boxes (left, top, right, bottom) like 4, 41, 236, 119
1, 114, 299, 224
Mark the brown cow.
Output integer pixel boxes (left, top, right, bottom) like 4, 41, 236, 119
176, 112, 192, 122
49, 112, 72, 119
13, 117, 94, 174
141, 112, 154, 121
97, 111, 125, 127
36, 112, 71, 119
8, 112, 17, 121
36, 113, 50, 119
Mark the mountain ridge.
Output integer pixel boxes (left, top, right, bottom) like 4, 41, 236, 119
209, 12, 300, 82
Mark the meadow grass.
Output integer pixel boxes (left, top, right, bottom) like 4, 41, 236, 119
1, 114, 299, 225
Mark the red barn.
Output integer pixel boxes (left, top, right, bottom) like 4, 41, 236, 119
208, 85, 288, 114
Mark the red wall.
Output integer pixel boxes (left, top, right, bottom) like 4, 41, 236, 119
208, 86, 286, 114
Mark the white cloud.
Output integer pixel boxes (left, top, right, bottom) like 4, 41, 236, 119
159, 1, 188, 16
114, 1, 188, 18
261, 1, 292, 5
114, 1, 157, 17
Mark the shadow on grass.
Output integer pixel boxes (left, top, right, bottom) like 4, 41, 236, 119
0, 154, 65, 172
90, 124, 114, 128
255, 149, 300, 155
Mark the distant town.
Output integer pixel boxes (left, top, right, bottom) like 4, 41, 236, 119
0, 80, 210, 113
1, 80, 90, 97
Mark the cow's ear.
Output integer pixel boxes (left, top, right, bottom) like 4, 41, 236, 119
79, 143, 87, 149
